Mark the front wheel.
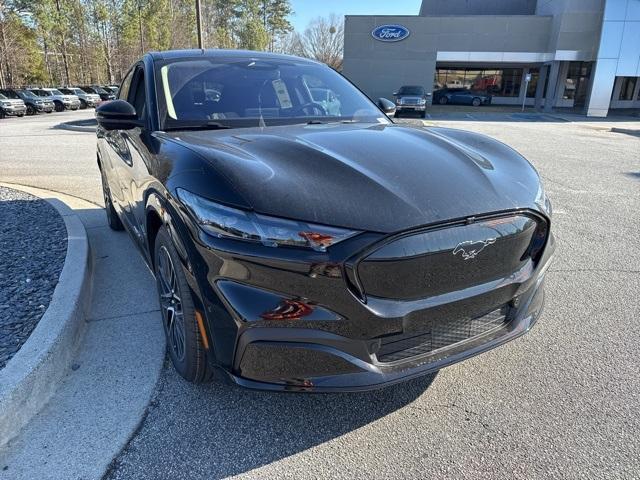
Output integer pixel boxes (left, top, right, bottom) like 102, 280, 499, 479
80, 100, 87, 110
26, 105, 36, 115
154, 226, 214, 383
438, 96, 448, 105
472, 97, 482, 107
54, 101, 64, 112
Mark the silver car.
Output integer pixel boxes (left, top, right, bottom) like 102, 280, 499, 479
30, 88, 81, 112
59, 87, 101, 109
0, 93, 27, 118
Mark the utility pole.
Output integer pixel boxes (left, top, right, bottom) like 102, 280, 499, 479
195, 0, 203, 48
138, 0, 144, 55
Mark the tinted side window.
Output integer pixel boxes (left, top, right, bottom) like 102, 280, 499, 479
119, 68, 135, 100
128, 68, 146, 120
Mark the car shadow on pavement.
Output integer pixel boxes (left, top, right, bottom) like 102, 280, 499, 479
51, 118, 97, 133
107, 361, 437, 479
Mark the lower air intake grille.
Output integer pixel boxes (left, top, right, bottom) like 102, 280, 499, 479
377, 306, 509, 363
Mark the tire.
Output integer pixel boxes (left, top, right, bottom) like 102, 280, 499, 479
54, 101, 64, 112
100, 168, 124, 231
46, 110, 53, 114
0, 110, 5, 119
154, 226, 214, 383
26, 105, 36, 115
394, 112, 400, 118
438, 96, 448, 105
472, 97, 482, 107
17, 113, 25, 117
421, 110, 427, 118
80, 100, 87, 110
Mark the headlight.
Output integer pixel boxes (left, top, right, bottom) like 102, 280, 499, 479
177, 189, 360, 251
418, 99, 426, 105
0, 101, 10, 107
535, 182, 552, 218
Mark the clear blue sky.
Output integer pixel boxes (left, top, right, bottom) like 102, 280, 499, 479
289, 0, 422, 31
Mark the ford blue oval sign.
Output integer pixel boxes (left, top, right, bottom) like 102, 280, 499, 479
371, 24, 410, 42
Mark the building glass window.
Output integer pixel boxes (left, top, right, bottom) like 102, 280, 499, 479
526, 68, 539, 98
619, 77, 637, 101
563, 62, 593, 102
434, 67, 522, 97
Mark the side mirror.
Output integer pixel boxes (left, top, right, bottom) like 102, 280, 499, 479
377, 97, 396, 116
96, 100, 140, 131
392, 91, 399, 96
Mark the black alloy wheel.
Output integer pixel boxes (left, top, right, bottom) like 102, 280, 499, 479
153, 226, 214, 383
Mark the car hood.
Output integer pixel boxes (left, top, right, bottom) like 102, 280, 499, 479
161, 122, 542, 233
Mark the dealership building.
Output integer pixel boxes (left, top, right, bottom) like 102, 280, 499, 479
343, 0, 640, 116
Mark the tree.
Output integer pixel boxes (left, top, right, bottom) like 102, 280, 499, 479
299, 13, 344, 70
260, 0, 291, 50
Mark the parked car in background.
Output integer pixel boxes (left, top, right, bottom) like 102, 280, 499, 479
433, 88, 492, 107
30, 87, 81, 111
59, 87, 101, 109
393, 85, 430, 118
0, 88, 54, 115
103, 85, 120, 96
81, 85, 116, 101
0, 92, 27, 118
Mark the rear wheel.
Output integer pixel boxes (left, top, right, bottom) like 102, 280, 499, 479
154, 226, 214, 383
438, 96, 448, 105
472, 97, 482, 107
100, 168, 124, 231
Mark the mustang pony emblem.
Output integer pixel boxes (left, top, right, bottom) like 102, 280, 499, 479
453, 238, 496, 260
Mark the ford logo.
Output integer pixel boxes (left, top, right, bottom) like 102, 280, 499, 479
371, 24, 410, 42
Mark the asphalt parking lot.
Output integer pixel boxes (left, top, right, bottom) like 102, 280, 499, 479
1, 111, 639, 479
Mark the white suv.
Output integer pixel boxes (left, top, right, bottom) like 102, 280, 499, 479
30, 88, 81, 112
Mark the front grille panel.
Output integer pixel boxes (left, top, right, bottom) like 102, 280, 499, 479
357, 214, 543, 301
377, 306, 508, 363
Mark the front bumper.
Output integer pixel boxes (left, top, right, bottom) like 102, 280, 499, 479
63, 100, 81, 110
181, 208, 555, 393
1, 105, 27, 116
396, 105, 426, 112
34, 103, 54, 112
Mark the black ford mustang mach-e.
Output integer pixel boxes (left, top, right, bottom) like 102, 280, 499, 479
96, 49, 554, 392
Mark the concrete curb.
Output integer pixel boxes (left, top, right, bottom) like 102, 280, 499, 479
0, 184, 92, 447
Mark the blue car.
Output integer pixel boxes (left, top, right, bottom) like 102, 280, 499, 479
433, 88, 492, 106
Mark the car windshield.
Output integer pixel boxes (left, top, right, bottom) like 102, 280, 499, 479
1, 90, 19, 99
19, 90, 38, 99
156, 57, 384, 130
50, 89, 63, 95
0, 93, 7, 100
94, 86, 107, 94
398, 86, 424, 95
33, 90, 51, 97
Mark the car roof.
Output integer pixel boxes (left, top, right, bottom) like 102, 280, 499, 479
146, 49, 322, 66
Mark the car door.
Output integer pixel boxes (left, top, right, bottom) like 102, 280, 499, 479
117, 65, 156, 245
99, 68, 134, 220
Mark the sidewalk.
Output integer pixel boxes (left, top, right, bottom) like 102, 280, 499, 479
0, 187, 165, 480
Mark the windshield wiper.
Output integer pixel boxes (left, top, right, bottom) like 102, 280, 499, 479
164, 121, 232, 131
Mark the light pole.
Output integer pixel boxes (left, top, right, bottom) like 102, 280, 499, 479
195, 0, 203, 49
